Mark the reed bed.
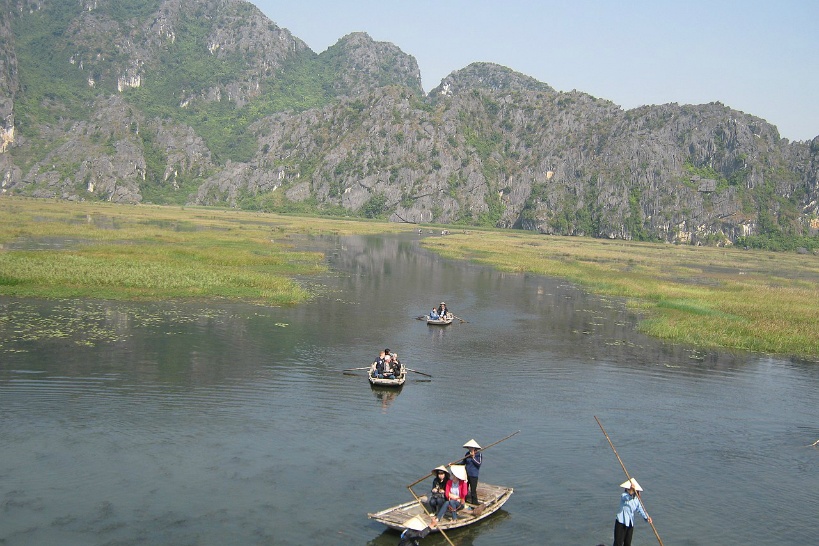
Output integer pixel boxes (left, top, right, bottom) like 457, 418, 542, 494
2, 198, 817, 358
422, 231, 819, 359
0, 198, 414, 305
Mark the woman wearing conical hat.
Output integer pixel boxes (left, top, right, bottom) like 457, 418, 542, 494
427, 465, 449, 515
435, 464, 468, 521
613, 478, 652, 546
461, 439, 483, 505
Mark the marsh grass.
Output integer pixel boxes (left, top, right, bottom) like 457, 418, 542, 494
422, 231, 819, 359
0, 199, 410, 305
3, 198, 818, 358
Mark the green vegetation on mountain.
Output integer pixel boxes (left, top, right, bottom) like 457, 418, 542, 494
2, 0, 817, 249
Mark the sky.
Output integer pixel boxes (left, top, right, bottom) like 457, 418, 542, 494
251, 1, 818, 142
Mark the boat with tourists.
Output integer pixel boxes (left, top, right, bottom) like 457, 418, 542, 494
426, 312, 454, 326
368, 363, 406, 387
368, 482, 513, 532
368, 352, 407, 387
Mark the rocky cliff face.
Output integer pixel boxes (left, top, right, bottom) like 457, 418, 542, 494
1, 0, 817, 245
0, 6, 18, 188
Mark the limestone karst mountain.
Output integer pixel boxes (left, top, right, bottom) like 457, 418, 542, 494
1, 0, 817, 246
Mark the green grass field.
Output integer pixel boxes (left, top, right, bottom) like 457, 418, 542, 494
421, 231, 819, 359
2, 197, 817, 359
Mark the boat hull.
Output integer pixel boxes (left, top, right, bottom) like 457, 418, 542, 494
367, 365, 407, 387
368, 482, 513, 531
425, 313, 454, 326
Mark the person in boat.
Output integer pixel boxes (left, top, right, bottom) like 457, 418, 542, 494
436, 302, 449, 318
435, 464, 468, 521
427, 465, 449, 515
612, 478, 652, 546
428, 308, 440, 320
460, 439, 483, 505
382, 355, 396, 379
389, 352, 402, 377
372, 357, 386, 378
372, 349, 387, 378
397, 515, 438, 546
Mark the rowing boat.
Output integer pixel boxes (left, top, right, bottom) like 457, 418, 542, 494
426, 313, 454, 326
368, 482, 513, 532
368, 363, 407, 387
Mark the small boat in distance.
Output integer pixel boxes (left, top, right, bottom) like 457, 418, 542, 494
426, 312, 454, 326
368, 482, 513, 532
368, 362, 407, 387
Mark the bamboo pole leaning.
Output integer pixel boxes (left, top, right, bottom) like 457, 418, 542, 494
405, 487, 455, 546
594, 416, 664, 546
407, 430, 520, 489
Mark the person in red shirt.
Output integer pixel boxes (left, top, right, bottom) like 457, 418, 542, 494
435, 464, 468, 520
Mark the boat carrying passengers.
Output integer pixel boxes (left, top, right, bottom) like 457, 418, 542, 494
372, 348, 400, 378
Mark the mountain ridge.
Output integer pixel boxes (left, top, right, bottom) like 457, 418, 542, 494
1, 0, 817, 248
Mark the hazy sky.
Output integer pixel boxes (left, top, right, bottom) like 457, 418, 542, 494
252, 1, 818, 142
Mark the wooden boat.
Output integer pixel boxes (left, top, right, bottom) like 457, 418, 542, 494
426, 313, 454, 326
368, 363, 407, 387
368, 482, 513, 532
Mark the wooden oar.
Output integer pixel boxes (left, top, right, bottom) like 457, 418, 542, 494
341, 366, 372, 372
406, 368, 432, 378
452, 314, 468, 323
406, 487, 455, 546
595, 416, 664, 546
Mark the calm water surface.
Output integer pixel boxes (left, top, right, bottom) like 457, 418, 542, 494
1, 233, 817, 546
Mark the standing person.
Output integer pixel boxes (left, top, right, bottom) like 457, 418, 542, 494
612, 478, 652, 546
461, 439, 482, 504
436, 465, 468, 521
397, 515, 437, 546
427, 466, 449, 514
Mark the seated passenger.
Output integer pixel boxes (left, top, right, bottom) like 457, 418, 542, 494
372, 358, 386, 378
436, 464, 468, 521
427, 466, 450, 514
382, 355, 395, 379
429, 308, 440, 320
390, 353, 401, 377
437, 302, 450, 318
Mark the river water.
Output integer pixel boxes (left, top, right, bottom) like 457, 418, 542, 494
1, 233, 817, 546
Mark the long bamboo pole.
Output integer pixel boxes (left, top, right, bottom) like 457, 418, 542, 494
406, 487, 455, 546
594, 416, 664, 546
407, 430, 520, 489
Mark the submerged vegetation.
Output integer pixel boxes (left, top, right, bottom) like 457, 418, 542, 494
1, 198, 818, 359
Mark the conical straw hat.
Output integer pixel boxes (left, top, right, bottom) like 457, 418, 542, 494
403, 515, 427, 531
449, 464, 467, 481
619, 478, 643, 491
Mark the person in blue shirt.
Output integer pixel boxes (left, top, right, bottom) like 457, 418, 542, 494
461, 439, 482, 505
613, 478, 652, 546
428, 308, 440, 320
